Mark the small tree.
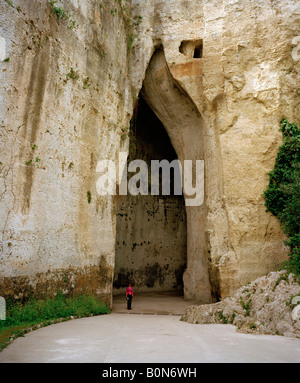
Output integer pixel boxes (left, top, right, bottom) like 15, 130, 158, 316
263, 119, 300, 276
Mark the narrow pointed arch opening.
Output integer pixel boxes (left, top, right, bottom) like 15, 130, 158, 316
113, 95, 187, 295
113, 46, 213, 304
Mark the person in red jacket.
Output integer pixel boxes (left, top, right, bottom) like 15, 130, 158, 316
126, 283, 133, 310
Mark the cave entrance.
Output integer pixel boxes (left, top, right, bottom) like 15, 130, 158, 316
114, 46, 213, 303
113, 96, 187, 295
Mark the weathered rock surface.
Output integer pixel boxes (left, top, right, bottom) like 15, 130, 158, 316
181, 271, 300, 338
0, 0, 300, 305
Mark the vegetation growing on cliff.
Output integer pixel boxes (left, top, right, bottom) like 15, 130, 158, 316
264, 119, 300, 276
49, 1, 76, 29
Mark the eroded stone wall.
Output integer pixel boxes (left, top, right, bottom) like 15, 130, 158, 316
129, 0, 300, 299
0, 0, 135, 305
0, 0, 299, 305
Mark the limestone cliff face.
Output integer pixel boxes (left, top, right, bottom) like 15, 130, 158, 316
0, 0, 299, 304
0, 0, 134, 305
130, 0, 300, 300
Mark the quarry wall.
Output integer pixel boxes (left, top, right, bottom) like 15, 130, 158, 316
0, 0, 299, 305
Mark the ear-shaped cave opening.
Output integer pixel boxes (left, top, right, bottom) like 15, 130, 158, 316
113, 96, 187, 294
114, 46, 213, 304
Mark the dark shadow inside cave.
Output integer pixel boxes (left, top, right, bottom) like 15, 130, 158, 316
113, 96, 187, 295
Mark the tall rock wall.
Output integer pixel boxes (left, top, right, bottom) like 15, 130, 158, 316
129, 0, 300, 299
0, 0, 135, 305
0, 0, 299, 304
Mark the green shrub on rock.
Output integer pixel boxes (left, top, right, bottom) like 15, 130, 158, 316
263, 119, 300, 276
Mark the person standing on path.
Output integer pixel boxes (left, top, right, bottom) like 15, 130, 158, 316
126, 283, 133, 310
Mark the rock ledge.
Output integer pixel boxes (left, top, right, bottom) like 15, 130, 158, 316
181, 271, 300, 338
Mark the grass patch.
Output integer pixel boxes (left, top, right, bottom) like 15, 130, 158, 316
0, 292, 110, 351
66, 67, 79, 81
49, 1, 76, 29
239, 296, 252, 316
217, 310, 228, 324
87, 190, 92, 204
273, 272, 289, 291
127, 33, 135, 50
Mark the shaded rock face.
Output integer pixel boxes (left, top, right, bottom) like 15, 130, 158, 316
0, 0, 300, 305
113, 96, 187, 294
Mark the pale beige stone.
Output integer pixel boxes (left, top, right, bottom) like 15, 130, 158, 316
0, 0, 299, 306
181, 271, 300, 338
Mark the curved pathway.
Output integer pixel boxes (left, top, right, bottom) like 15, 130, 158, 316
0, 293, 299, 363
